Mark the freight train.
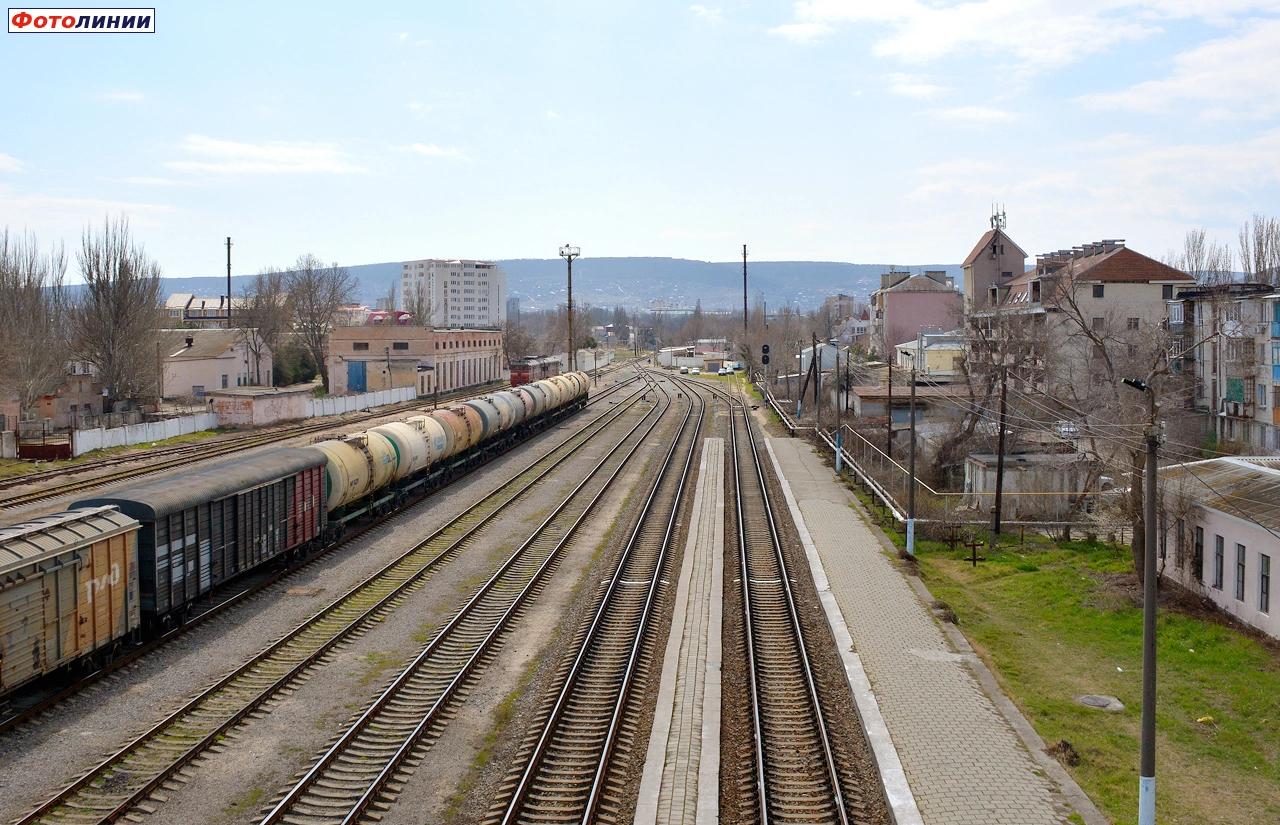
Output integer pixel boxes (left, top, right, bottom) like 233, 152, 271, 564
509, 356, 561, 387
0, 373, 591, 699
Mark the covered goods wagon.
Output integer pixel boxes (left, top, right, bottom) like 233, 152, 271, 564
72, 448, 327, 625
0, 507, 140, 696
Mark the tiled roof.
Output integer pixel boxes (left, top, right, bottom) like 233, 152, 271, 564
1038, 246, 1193, 284
883, 274, 955, 292
158, 329, 242, 360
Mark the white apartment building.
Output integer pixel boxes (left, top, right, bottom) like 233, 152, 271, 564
400, 259, 507, 328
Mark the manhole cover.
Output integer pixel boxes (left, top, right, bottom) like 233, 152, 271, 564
1076, 694, 1124, 711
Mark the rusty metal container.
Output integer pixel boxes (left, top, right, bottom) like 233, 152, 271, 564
463, 397, 503, 441
430, 408, 473, 455
0, 506, 140, 697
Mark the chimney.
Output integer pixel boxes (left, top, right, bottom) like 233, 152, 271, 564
185, 336, 194, 348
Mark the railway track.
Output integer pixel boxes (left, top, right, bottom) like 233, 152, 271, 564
0, 373, 642, 736
255, 374, 681, 825
13, 370, 657, 825
719, 377, 857, 824
0, 359, 637, 510
491, 375, 707, 825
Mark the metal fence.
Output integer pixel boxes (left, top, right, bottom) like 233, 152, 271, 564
72, 413, 219, 457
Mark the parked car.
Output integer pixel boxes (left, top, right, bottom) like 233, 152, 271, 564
718, 368, 730, 375
679, 366, 689, 374
690, 368, 701, 375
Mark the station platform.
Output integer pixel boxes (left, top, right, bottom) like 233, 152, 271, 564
636, 438, 724, 825
764, 436, 1083, 825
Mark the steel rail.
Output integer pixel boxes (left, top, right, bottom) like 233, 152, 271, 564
497, 375, 704, 825
14, 372, 654, 825
703, 375, 850, 825
257, 375, 675, 825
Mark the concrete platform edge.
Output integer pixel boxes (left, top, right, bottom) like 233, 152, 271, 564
763, 438, 924, 825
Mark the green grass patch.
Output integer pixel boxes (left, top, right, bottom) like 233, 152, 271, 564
909, 534, 1280, 825
222, 785, 265, 817
0, 427, 226, 479
356, 650, 400, 688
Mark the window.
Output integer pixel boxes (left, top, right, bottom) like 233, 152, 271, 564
353, 342, 369, 351
1092, 317, 1105, 331
1127, 317, 1140, 330
1194, 527, 1204, 582
221, 374, 228, 389
1262, 554, 1271, 613
392, 342, 409, 351
1092, 284, 1105, 298
1162, 284, 1174, 299
1235, 544, 1246, 601
1213, 536, 1224, 589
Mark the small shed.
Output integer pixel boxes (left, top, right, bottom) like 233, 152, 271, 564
209, 386, 312, 428
965, 451, 1099, 521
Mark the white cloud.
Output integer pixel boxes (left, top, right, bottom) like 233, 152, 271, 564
100, 90, 144, 103
406, 101, 427, 112
544, 109, 560, 120
772, 1, 1280, 70
1080, 18, 1280, 118
932, 105, 1018, 124
689, 4, 723, 23
164, 135, 366, 175
404, 143, 468, 160
118, 176, 187, 186
0, 153, 23, 173
768, 21, 832, 43
886, 72, 947, 99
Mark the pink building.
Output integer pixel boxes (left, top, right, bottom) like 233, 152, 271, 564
868, 270, 963, 358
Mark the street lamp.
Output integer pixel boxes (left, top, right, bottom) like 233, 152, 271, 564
559, 244, 580, 372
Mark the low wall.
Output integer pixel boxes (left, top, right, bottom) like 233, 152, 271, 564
306, 386, 415, 418
72, 413, 218, 457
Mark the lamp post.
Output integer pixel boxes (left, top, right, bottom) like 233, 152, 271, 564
559, 244, 580, 372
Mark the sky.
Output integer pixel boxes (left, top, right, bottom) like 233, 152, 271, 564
2, 0, 1279, 279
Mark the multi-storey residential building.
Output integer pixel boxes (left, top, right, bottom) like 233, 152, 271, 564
868, 269, 963, 358
400, 259, 507, 328
1171, 283, 1280, 452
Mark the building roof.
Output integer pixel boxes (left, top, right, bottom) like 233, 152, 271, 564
1160, 457, 1280, 535
208, 385, 312, 397
967, 451, 1094, 468
1013, 245, 1193, 287
0, 506, 138, 575
962, 228, 1028, 267
73, 447, 327, 520
881, 273, 956, 293
158, 329, 243, 360
164, 292, 194, 310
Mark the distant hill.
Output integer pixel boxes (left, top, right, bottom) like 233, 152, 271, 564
160, 257, 962, 312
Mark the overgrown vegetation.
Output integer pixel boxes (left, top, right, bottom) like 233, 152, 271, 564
889, 525, 1279, 825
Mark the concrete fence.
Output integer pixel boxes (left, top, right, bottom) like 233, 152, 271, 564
72, 413, 219, 457
306, 386, 415, 418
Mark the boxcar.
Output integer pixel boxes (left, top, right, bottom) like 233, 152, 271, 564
72, 447, 327, 626
510, 356, 561, 387
0, 506, 140, 696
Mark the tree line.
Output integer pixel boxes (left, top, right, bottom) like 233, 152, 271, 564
0, 218, 360, 419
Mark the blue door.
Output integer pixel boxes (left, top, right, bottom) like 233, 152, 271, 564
348, 360, 367, 392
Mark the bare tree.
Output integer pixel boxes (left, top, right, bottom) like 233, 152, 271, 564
0, 229, 70, 415
237, 268, 289, 386
1170, 228, 1234, 285
1238, 213, 1280, 285
403, 276, 433, 327
285, 254, 357, 392
71, 218, 163, 412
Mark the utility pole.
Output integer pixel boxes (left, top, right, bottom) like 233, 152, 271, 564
225, 236, 233, 329
1122, 376, 1160, 825
559, 244, 580, 371
812, 333, 820, 428
907, 366, 918, 555
886, 361, 893, 460
742, 244, 748, 336
989, 365, 1009, 546
835, 346, 843, 474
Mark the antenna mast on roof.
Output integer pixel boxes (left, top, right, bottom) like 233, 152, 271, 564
990, 204, 1007, 231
